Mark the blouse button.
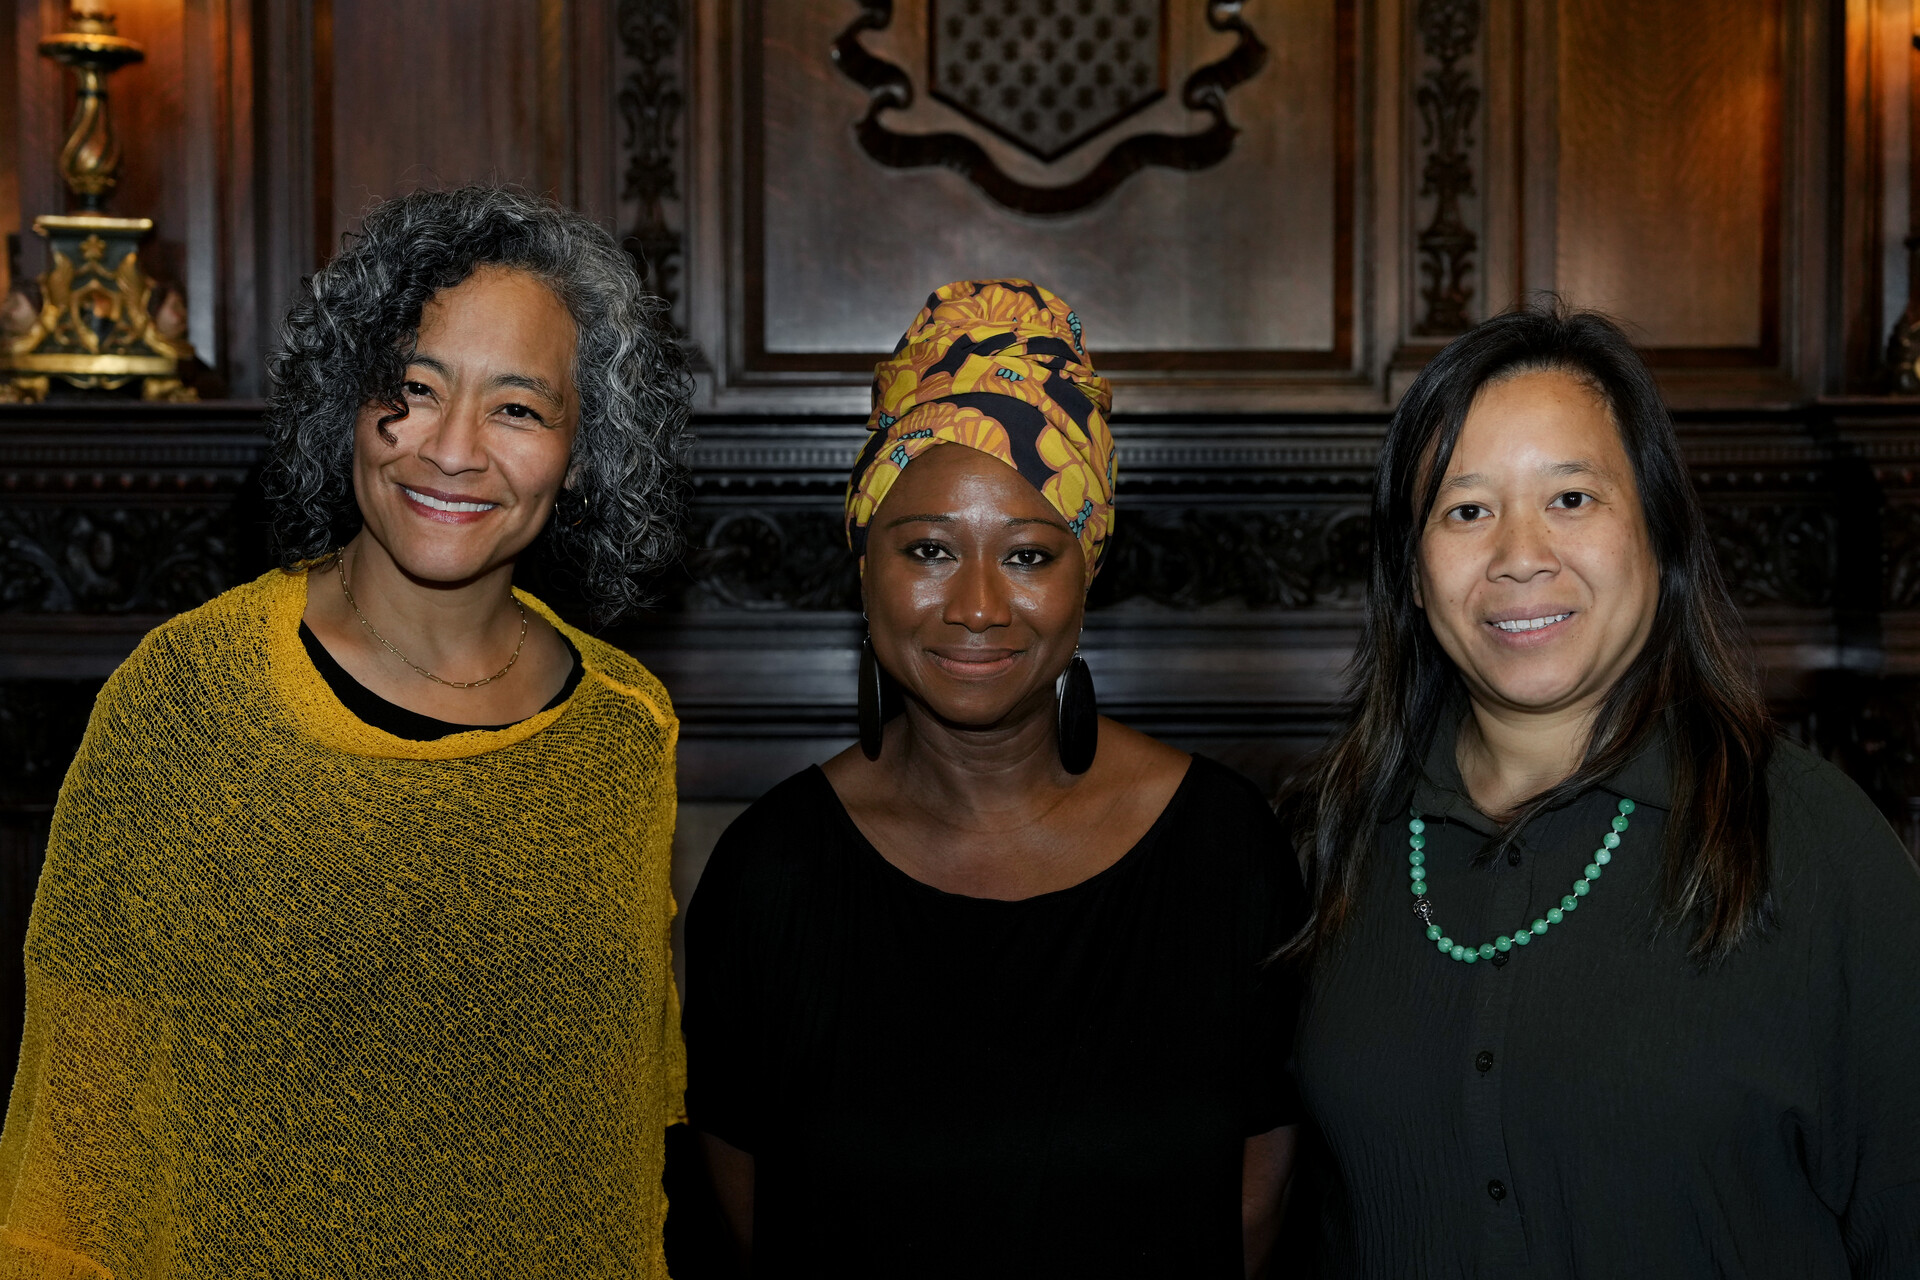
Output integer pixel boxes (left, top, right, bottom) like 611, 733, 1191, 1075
1487, 1179, 1507, 1202
1475, 1050, 1494, 1073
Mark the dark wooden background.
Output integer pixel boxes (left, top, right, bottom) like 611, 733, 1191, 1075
6, 0, 1920, 1066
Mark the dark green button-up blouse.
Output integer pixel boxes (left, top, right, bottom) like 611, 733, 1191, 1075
1294, 712, 1920, 1278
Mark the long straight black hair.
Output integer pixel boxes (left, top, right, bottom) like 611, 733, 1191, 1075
1282, 302, 1773, 961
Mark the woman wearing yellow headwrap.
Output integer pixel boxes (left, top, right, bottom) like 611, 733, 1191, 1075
683, 281, 1309, 1278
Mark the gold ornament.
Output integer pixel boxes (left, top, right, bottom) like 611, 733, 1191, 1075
0, 8, 196, 401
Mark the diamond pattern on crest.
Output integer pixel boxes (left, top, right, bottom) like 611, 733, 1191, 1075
930, 0, 1167, 162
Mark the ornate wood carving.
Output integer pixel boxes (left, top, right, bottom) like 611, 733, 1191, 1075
5, 403, 1920, 809
929, 0, 1167, 162
1700, 503, 1838, 609
0, 402, 263, 622
617, 0, 686, 312
1411, 0, 1480, 335
689, 509, 861, 611
0, 505, 238, 614
1881, 503, 1920, 608
1090, 505, 1371, 610
674, 500, 1375, 615
832, 0, 1266, 216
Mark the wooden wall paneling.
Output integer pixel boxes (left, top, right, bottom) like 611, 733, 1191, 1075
101, 0, 190, 300
321, 0, 616, 246
1554, 0, 1783, 365
327, 0, 545, 243
252, 0, 322, 385
177, 0, 264, 395
1836, 0, 1883, 395
540, 0, 575, 208
1835, 0, 1917, 395
1873, 0, 1910, 384
1767, 0, 1833, 400
613, 0, 690, 317
1402, 0, 1487, 342
569, 0, 618, 227
1475, 0, 1519, 318
12, 0, 67, 283
181, 0, 227, 375
1909, 0, 1920, 356
0, 0, 16, 300
246, 0, 627, 391
1366, 0, 1406, 393
1513, 0, 1557, 304
686, 0, 725, 382
310, 0, 332, 264
215, 0, 260, 395
694, 0, 1377, 414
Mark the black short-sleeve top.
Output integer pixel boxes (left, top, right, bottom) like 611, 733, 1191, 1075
682, 754, 1308, 1279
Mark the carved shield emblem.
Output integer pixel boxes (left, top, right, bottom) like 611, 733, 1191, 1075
928, 0, 1167, 163
833, 0, 1265, 215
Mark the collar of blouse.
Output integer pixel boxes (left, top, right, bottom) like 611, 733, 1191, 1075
1405, 692, 1675, 838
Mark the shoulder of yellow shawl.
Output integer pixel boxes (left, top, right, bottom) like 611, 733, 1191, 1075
103, 569, 679, 743
542, 612, 679, 738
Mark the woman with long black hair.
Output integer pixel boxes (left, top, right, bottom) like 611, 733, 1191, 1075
1285, 303, 1920, 1277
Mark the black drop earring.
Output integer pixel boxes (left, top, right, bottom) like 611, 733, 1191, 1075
1055, 650, 1098, 775
858, 634, 889, 760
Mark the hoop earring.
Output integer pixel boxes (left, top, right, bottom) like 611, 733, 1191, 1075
859, 633, 892, 760
1055, 650, 1098, 775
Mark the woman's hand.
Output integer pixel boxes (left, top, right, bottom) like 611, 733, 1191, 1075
700, 1130, 756, 1271
1242, 1123, 1300, 1278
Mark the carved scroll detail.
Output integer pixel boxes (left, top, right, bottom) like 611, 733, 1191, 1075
0, 506, 236, 614
617, 0, 686, 313
671, 502, 1372, 613
1412, 0, 1480, 335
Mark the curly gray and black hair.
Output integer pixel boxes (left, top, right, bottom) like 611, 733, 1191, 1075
263, 184, 691, 624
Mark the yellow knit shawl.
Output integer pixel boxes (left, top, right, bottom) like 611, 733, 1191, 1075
0, 569, 685, 1278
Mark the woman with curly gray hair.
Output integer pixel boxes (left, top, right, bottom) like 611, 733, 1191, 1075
0, 185, 693, 1279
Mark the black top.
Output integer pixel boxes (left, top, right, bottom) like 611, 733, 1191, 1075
1294, 706, 1920, 1279
298, 621, 581, 741
683, 755, 1308, 1279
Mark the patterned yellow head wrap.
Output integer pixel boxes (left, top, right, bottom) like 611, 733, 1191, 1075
845, 279, 1117, 586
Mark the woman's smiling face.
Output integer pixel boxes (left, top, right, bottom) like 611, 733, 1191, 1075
350, 264, 579, 586
1415, 367, 1661, 720
863, 443, 1087, 731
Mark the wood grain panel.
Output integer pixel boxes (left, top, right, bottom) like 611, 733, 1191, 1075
743, 0, 1356, 375
12, 0, 71, 281
0, 3, 15, 299
325, 0, 550, 248
106, 0, 189, 293
1555, 0, 1781, 358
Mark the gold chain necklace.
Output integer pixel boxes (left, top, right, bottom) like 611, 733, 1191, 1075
335, 553, 528, 689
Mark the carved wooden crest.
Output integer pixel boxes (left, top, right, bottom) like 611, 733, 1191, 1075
833, 1, 1266, 216
929, 0, 1167, 162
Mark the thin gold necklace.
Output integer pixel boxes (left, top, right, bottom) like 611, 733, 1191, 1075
335, 552, 528, 689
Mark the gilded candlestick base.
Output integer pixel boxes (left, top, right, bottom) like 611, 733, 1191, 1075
1, 215, 196, 401
39, 6, 145, 212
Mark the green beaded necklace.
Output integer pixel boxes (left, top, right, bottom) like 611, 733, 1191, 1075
1409, 796, 1635, 964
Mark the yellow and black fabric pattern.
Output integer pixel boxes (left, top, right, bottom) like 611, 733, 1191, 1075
844, 279, 1117, 585
0, 568, 685, 1279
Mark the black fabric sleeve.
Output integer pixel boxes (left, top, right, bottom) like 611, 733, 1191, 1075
1210, 762, 1311, 1136
680, 779, 809, 1155
1799, 771, 1920, 1277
